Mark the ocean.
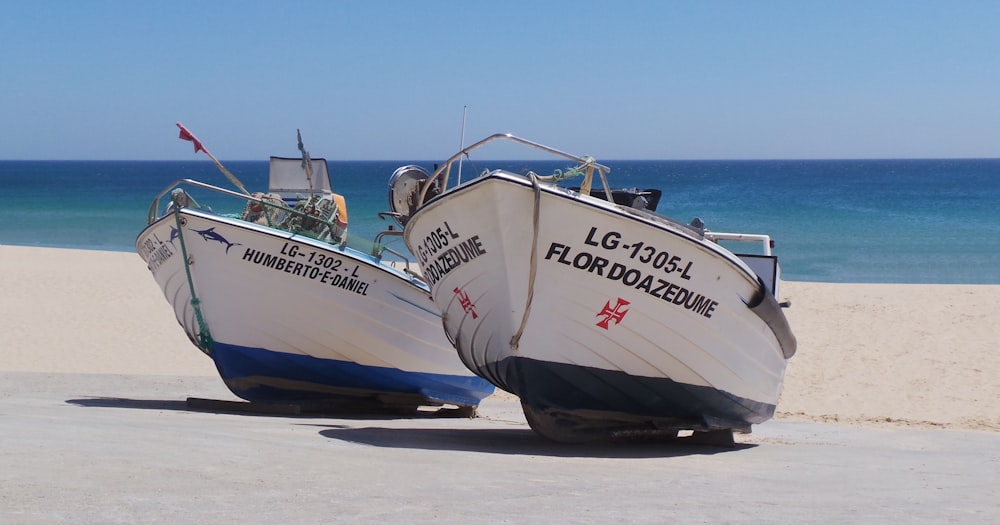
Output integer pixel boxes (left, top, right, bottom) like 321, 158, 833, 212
1, 158, 998, 284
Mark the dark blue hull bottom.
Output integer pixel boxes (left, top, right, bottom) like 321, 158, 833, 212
485, 356, 775, 441
210, 343, 494, 408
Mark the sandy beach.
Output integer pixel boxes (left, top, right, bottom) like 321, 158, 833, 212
778, 280, 1000, 431
2, 244, 999, 523
3, 244, 997, 431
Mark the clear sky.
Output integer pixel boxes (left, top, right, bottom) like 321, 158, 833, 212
3, 1, 999, 160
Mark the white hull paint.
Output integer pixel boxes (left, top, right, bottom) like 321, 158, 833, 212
137, 209, 493, 408
404, 172, 793, 435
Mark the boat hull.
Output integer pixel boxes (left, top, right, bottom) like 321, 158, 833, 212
136, 209, 494, 408
404, 173, 792, 438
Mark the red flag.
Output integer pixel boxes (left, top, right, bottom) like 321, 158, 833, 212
176, 122, 205, 154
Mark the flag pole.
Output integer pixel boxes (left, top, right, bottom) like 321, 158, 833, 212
297, 129, 315, 195
176, 122, 250, 195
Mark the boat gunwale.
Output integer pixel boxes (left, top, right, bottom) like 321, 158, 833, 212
137, 207, 429, 291
407, 169, 767, 289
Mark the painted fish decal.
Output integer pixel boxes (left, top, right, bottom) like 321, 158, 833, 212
193, 227, 242, 253
168, 226, 180, 246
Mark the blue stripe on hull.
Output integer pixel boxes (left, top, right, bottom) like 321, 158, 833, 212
211, 343, 494, 408
489, 356, 774, 433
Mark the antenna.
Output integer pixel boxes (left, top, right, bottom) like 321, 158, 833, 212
457, 105, 468, 185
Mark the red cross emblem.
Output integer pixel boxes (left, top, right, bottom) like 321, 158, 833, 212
596, 297, 630, 329
453, 287, 478, 319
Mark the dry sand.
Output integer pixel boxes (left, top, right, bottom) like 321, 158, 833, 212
1, 244, 216, 377
3, 244, 999, 523
779, 280, 1000, 431
2, 244, 998, 432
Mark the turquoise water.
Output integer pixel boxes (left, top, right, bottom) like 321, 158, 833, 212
2, 158, 998, 284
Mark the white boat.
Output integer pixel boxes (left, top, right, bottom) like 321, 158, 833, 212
395, 133, 796, 441
135, 127, 494, 412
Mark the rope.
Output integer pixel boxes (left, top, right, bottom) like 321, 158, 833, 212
172, 205, 213, 351
548, 165, 584, 182
510, 172, 542, 352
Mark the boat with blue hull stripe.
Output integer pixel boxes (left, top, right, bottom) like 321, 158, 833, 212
212, 343, 495, 408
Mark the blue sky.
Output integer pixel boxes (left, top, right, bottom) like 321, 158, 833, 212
2, 1, 999, 160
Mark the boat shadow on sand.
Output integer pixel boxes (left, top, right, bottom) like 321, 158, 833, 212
317, 426, 753, 458
65, 397, 751, 458
65, 396, 477, 419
